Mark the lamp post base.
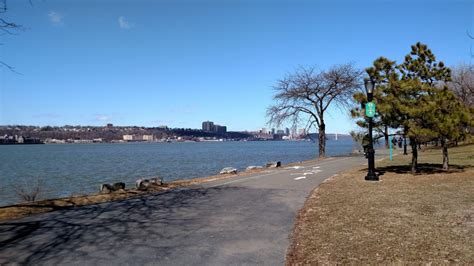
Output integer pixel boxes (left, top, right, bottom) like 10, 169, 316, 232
365, 172, 379, 181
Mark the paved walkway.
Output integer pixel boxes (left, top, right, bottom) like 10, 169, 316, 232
0, 152, 390, 265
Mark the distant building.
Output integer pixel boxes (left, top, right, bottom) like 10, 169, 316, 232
273, 134, 283, 140
123, 135, 134, 141
106, 123, 114, 128
0, 135, 43, 145
215, 125, 227, 133
202, 121, 227, 133
271, 128, 275, 135
142, 135, 154, 141
73, 139, 93, 144
202, 121, 214, 132
276, 129, 285, 135
123, 134, 155, 142
285, 128, 290, 136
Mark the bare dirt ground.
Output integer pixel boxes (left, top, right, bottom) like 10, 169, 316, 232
287, 144, 474, 264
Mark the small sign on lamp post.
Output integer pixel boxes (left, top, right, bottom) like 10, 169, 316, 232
365, 102, 376, 118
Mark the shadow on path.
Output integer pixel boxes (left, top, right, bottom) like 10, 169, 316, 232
0, 185, 293, 265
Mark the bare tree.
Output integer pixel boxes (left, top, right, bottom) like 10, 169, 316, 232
267, 63, 362, 157
0, 0, 23, 73
13, 177, 44, 202
448, 63, 474, 108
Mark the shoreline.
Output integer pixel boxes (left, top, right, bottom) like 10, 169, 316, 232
1, 140, 358, 207
0, 156, 345, 221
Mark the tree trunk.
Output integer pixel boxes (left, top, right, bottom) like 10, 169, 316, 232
410, 137, 418, 174
403, 136, 408, 155
384, 125, 389, 148
318, 123, 326, 158
442, 139, 449, 170
403, 127, 408, 155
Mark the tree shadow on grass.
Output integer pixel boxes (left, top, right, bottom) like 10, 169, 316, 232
368, 163, 468, 176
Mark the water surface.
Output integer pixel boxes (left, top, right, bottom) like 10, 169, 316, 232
0, 139, 357, 206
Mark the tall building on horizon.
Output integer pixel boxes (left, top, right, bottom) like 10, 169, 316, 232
215, 125, 227, 133
202, 121, 227, 133
202, 121, 214, 132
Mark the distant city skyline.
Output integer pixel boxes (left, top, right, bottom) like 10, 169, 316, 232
1, 0, 472, 133
1, 123, 342, 134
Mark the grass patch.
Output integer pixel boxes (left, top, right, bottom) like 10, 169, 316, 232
287, 144, 474, 264
378, 144, 474, 173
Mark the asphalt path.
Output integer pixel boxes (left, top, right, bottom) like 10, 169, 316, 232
0, 152, 388, 265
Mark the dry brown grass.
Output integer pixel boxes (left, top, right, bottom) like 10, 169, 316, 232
287, 144, 474, 264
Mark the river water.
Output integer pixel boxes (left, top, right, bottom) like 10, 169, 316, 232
0, 138, 358, 206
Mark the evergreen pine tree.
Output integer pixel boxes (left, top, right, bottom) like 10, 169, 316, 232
353, 43, 470, 174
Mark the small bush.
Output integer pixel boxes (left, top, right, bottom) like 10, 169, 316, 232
13, 178, 44, 202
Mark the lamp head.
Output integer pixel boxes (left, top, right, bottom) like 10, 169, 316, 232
364, 78, 374, 94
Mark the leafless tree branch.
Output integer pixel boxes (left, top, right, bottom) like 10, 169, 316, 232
0, 0, 24, 73
0, 60, 20, 74
267, 63, 362, 157
467, 30, 474, 40
447, 63, 474, 107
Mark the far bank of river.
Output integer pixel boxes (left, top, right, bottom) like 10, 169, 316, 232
0, 139, 357, 206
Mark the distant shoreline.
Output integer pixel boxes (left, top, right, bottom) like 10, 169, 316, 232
0, 142, 45, 145
0, 137, 350, 145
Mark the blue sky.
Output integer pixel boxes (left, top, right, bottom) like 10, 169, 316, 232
0, 0, 472, 133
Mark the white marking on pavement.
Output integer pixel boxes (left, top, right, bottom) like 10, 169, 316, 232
294, 176, 306, 180
303, 172, 313, 175
211, 156, 354, 187
312, 166, 320, 169
286, 166, 304, 170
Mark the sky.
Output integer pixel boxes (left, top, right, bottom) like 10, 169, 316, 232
0, 0, 472, 133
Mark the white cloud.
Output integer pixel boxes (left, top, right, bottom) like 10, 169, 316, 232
92, 113, 124, 123
118, 16, 134, 29
48, 11, 63, 25
95, 115, 111, 121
